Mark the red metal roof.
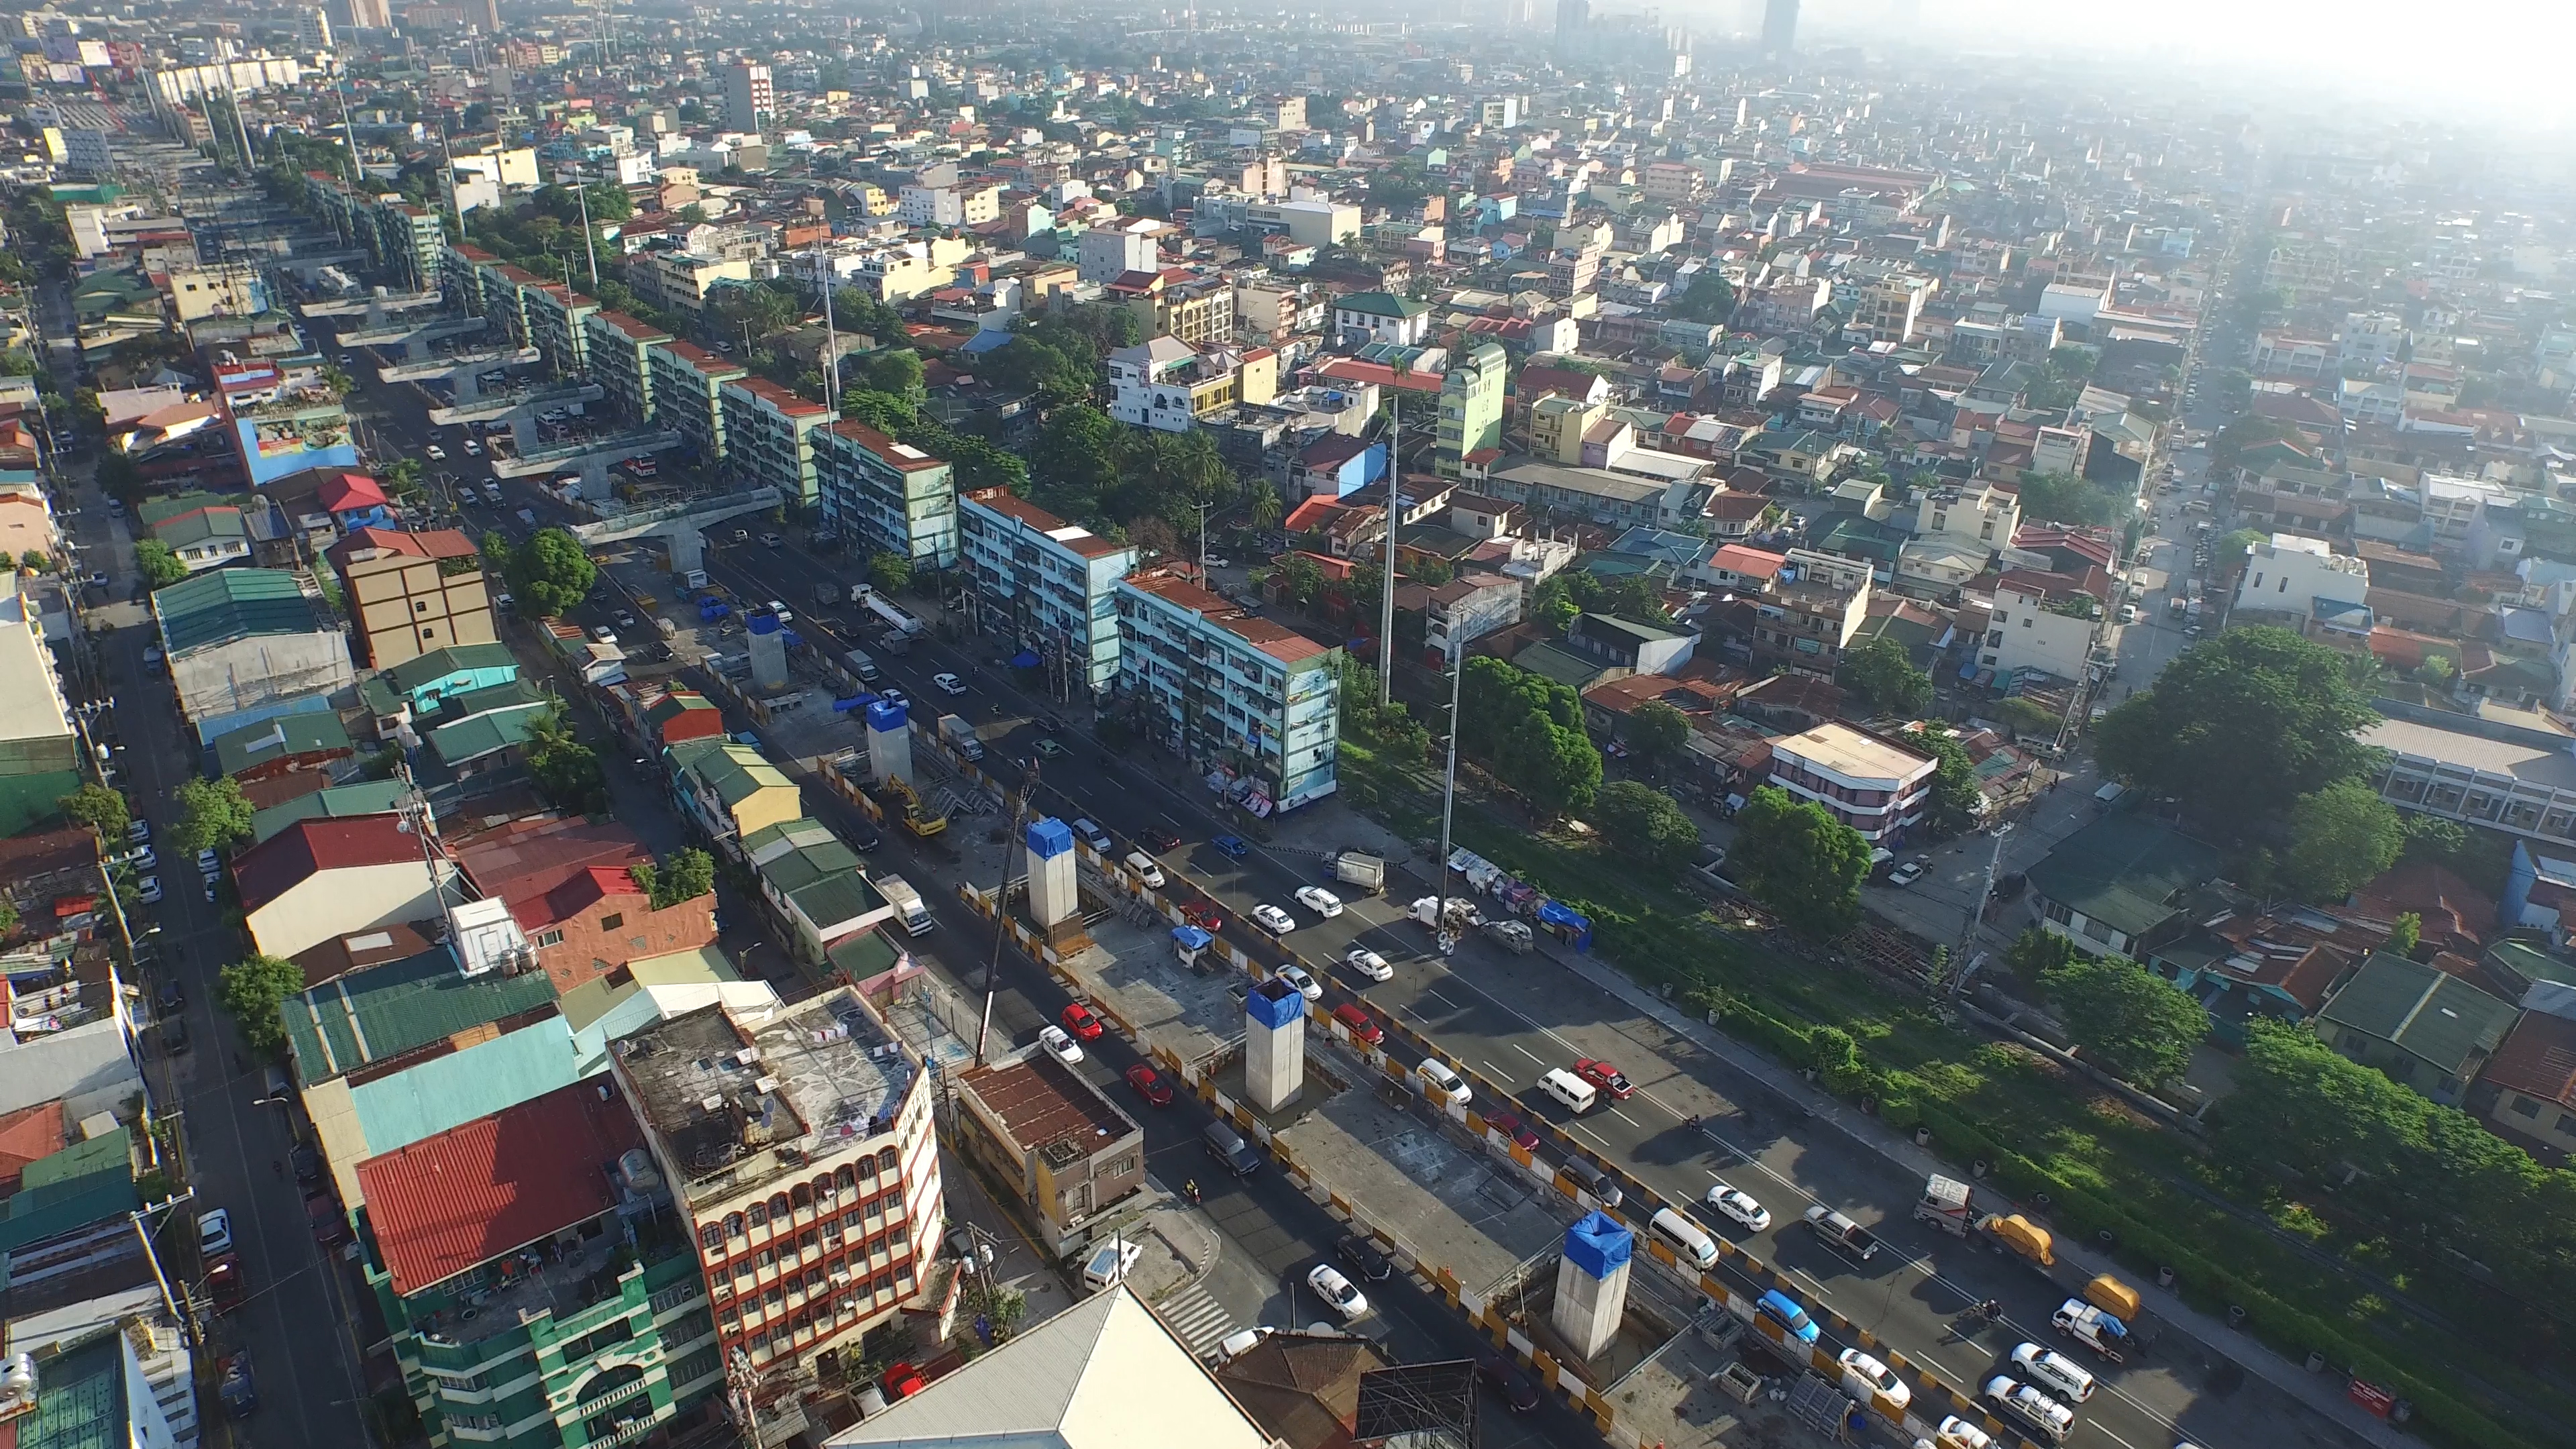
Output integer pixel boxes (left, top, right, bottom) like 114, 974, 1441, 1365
357, 1079, 647, 1296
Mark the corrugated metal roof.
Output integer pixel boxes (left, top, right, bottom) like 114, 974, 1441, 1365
356, 1077, 643, 1296
284, 947, 559, 1087
151, 567, 328, 655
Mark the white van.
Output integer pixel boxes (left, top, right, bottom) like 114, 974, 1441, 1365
1649, 1206, 1719, 1270
1538, 1067, 1598, 1114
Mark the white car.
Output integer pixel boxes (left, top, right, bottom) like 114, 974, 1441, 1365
125, 845, 156, 871
932, 672, 965, 694
1701, 1183, 1772, 1233
197, 1208, 233, 1256
1294, 885, 1344, 918
1211, 1326, 1275, 1365
1415, 1058, 1470, 1106
1305, 1263, 1368, 1321
1038, 1024, 1085, 1067
1982, 1377, 2074, 1442
1344, 945, 1392, 981
1886, 860, 1927, 888
425, 444, 445, 460
590, 624, 616, 643
462, 438, 481, 455
1275, 965, 1320, 1001
136, 876, 162, 906
1929, 1415, 1994, 1449
2010, 1342, 2096, 1403
1252, 904, 1297, 935
196, 848, 220, 877
1123, 851, 1165, 888
1837, 1348, 1909, 1409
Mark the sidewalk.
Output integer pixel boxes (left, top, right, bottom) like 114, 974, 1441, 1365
1535, 937, 2410, 1449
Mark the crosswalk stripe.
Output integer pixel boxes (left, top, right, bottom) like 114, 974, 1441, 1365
1156, 1283, 1237, 1352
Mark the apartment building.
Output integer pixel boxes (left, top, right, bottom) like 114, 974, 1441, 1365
814, 420, 959, 570
586, 309, 674, 427
1329, 292, 1432, 350
328, 527, 494, 669
724, 60, 773, 131
1980, 579, 2095, 682
720, 378, 835, 510
952, 1051, 1145, 1255
1436, 341, 1509, 476
1077, 226, 1161, 285
1856, 272, 1935, 343
1116, 572, 1339, 813
612, 989, 941, 1399
2233, 534, 2371, 639
1234, 277, 1324, 346
1108, 268, 1236, 347
1914, 480, 2019, 552
2253, 332, 2333, 380
651, 343, 749, 466
897, 183, 1002, 229
634, 252, 756, 321
308, 176, 445, 291
522, 281, 598, 380
1752, 574, 1870, 677
470, 258, 543, 353
1106, 337, 1279, 433
959, 488, 1136, 700
0, 576, 77, 835
1766, 721, 1936, 845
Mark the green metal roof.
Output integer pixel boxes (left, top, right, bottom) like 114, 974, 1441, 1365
2316, 953, 2518, 1075
374, 641, 518, 696
0, 1128, 138, 1257
748, 818, 883, 926
15, 1328, 128, 1449
672, 738, 792, 808
249, 780, 411, 843
1510, 639, 1608, 689
138, 490, 239, 529
212, 711, 353, 777
150, 506, 248, 551
2024, 815, 2222, 943
153, 568, 330, 655
284, 948, 560, 1085
1333, 290, 1430, 319
427, 701, 548, 766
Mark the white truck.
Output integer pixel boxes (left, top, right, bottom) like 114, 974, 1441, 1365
1407, 896, 1483, 932
937, 714, 983, 761
875, 874, 934, 936
844, 648, 881, 683
1329, 851, 1385, 894
854, 584, 927, 638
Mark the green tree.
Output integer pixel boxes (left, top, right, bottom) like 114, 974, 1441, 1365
382, 457, 425, 500
2042, 953, 2209, 1085
2004, 926, 2080, 990
523, 703, 604, 812
1279, 554, 1326, 606
856, 347, 926, 400
1245, 479, 1284, 535
1675, 270, 1735, 325
1837, 635, 1933, 716
839, 388, 918, 433
2208, 415, 2296, 474
0, 894, 16, 937
219, 953, 305, 1058
57, 783, 129, 838
17, 549, 47, 574
2016, 471, 2122, 527
866, 550, 914, 593
502, 527, 598, 619
1911, 727, 1986, 837
170, 777, 255, 856
1730, 785, 1871, 938
2095, 627, 2380, 837
1497, 712, 1601, 820
133, 539, 189, 589
2385, 910, 2421, 959
1591, 780, 1698, 873
2284, 781, 2402, 901
629, 847, 715, 910
1625, 700, 1692, 775
1533, 583, 1579, 636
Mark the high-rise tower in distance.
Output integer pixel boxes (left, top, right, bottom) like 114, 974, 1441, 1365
1762, 0, 1799, 55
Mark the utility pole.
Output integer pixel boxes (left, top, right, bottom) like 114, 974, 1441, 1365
1379, 392, 1399, 706
1432, 635, 1464, 952
815, 242, 842, 403
1947, 821, 2012, 1002
570, 167, 600, 290
975, 761, 1041, 1066
724, 1347, 764, 1449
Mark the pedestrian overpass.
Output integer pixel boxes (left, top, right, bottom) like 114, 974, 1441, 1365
341, 314, 487, 360
570, 484, 778, 577
297, 287, 445, 323
429, 382, 607, 433
378, 345, 541, 388
490, 429, 684, 502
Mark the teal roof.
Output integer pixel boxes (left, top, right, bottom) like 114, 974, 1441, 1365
748, 818, 884, 927
283, 949, 561, 1085
16, 1329, 128, 1449
137, 490, 237, 528
212, 711, 354, 777
153, 568, 330, 655
2317, 953, 2518, 1075
0, 1128, 138, 1256
373, 641, 518, 697
346, 1018, 584, 1179
248, 780, 411, 844
150, 505, 248, 551
2025, 815, 2223, 942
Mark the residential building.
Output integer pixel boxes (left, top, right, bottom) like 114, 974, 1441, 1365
1560, 610, 1696, 679
720, 378, 835, 510
2361, 711, 2576, 845
1329, 291, 1432, 350
12, 1320, 186, 1449
1244, 198, 1359, 249
1436, 341, 1508, 477
1108, 268, 1236, 347
820, 1287, 1277, 1449
235, 815, 459, 961
327, 526, 493, 669
1980, 578, 2096, 682
496, 858, 719, 995
360, 1080, 718, 1449
724, 60, 774, 132
1856, 272, 1935, 343
958, 488, 1137, 700
650, 343, 748, 466
1753, 567, 1870, 676
1106, 337, 1278, 433
1766, 722, 1934, 845
1483, 458, 1715, 531
1077, 225, 1161, 285
951, 1049, 1144, 1254
165, 265, 268, 322
610, 989, 941, 1404
2482, 1010, 2576, 1159
307, 176, 445, 290
2313, 952, 2517, 1105
522, 281, 598, 380
1422, 573, 1523, 657
1116, 572, 1339, 813
2233, 534, 2371, 641
586, 310, 674, 427
211, 710, 354, 784
668, 738, 801, 857
355, 641, 519, 732
1915, 481, 2019, 552
1529, 394, 1605, 464
152, 568, 356, 729
744, 817, 894, 966
2026, 814, 2223, 959
814, 420, 959, 570
0, 576, 77, 835
633, 252, 755, 321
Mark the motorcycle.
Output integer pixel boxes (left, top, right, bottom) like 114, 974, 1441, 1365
1182, 1179, 1201, 1206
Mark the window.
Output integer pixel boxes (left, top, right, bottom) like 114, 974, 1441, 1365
2510, 1095, 2541, 1118
747, 1202, 767, 1230
533, 928, 565, 949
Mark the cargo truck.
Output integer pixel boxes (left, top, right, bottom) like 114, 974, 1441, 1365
845, 648, 881, 683
938, 714, 983, 761
875, 874, 934, 936
1330, 851, 1385, 893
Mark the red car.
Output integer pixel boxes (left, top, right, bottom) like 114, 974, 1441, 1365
1181, 902, 1224, 932
1061, 1002, 1105, 1041
1125, 1063, 1175, 1107
1574, 1059, 1635, 1099
1485, 1110, 1542, 1150
1331, 1002, 1384, 1046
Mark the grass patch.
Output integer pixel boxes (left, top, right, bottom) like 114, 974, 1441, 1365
1336, 731, 2573, 1449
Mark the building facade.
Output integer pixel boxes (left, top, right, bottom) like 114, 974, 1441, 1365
958, 488, 1136, 701
649, 343, 747, 466
1765, 722, 1935, 844
1435, 341, 1508, 476
585, 310, 674, 427
1115, 572, 1339, 812
720, 378, 835, 511
814, 421, 959, 570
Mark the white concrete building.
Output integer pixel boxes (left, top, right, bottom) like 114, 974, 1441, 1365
1766, 722, 1937, 845
2235, 533, 2370, 620
1980, 580, 2095, 683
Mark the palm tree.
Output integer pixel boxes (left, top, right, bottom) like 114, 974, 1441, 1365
1245, 480, 1283, 535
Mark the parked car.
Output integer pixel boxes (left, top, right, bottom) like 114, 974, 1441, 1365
1485, 1110, 1541, 1151
1037, 1024, 1084, 1067
1758, 1289, 1821, 1344
1838, 1348, 1909, 1409
1887, 859, 1927, 888
1331, 1002, 1384, 1045
136, 876, 162, 906
1059, 1002, 1105, 1041
1251, 904, 1296, 935
1305, 1263, 1368, 1321
1415, 1059, 1470, 1106
197, 1208, 234, 1256
1124, 1063, 1175, 1107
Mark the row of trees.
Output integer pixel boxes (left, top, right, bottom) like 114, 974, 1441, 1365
1457, 657, 1603, 820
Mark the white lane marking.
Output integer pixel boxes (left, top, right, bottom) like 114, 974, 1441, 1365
1510, 1042, 1545, 1063
1572, 1123, 1617, 1153
1483, 1060, 1517, 1084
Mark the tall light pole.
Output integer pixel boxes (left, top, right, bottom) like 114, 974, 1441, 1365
1432, 632, 1465, 953
1379, 392, 1399, 706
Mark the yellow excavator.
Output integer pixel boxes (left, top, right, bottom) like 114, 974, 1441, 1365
875, 775, 949, 838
